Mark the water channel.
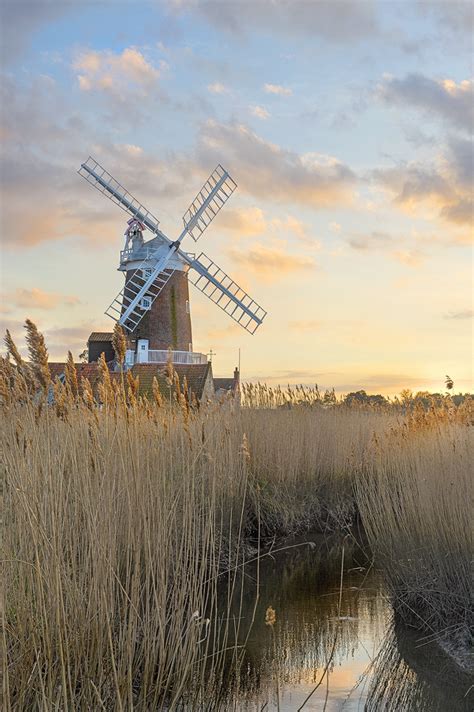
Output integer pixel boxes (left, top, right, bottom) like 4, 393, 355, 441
214, 534, 473, 711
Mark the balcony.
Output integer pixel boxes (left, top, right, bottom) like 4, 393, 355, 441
125, 349, 208, 366
120, 245, 157, 265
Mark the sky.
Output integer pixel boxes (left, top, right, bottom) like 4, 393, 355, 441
0, 0, 472, 395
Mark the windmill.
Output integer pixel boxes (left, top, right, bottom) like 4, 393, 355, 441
78, 157, 266, 363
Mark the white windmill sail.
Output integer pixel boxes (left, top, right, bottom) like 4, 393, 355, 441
78, 157, 168, 240
182, 165, 237, 242
106, 260, 175, 331
78, 156, 267, 335
188, 253, 267, 334
79, 158, 179, 332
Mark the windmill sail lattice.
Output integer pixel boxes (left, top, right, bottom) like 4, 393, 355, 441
183, 165, 237, 242
78, 156, 267, 336
106, 260, 175, 332
189, 254, 266, 334
79, 157, 164, 237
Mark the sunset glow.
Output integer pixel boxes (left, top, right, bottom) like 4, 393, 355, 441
1, 1, 472, 395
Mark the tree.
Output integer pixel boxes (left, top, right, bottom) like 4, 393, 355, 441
344, 390, 387, 407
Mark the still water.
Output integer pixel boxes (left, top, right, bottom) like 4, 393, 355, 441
218, 534, 473, 711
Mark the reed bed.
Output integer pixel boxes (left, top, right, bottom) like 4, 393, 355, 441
1, 322, 472, 708
2, 400, 253, 709
356, 404, 474, 671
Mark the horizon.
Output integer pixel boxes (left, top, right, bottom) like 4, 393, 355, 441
1, 1, 472, 397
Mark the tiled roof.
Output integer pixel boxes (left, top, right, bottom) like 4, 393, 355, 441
214, 377, 235, 392
88, 332, 113, 343
47, 361, 211, 401
48, 362, 67, 381
132, 363, 212, 400
48, 362, 102, 387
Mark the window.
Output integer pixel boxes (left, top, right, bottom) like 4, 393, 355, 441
186, 300, 190, 314
140, 296, 152, 310
141, 267, 153, 279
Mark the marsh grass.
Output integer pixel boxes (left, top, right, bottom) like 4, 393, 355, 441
2, 401, 252, 709
2, 390, 384, 709
356, 405, 473, 669
1, 324, 473, 707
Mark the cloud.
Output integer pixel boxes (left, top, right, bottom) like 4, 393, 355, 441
8, 288, 80, 310
336, 373, 440, 394
228, 243, 315, 282
214, 207, 267, 236
0, 70, 354, 250
0, 152, 121, 248
264, 83, 292, 96
196, 120, 357, 208
0, 72, 177, 248
0, 0, 77, 65
270, 216, 319, 247
250, 105, 270, 119
444, 309, 473, 320
119, 144, 144, 157
169, 1, 378, 43
347, 231, 393, 251
378, 74, 473, 132
207, 82, 228, 94
416, 3, 474, 44
213, 209, 317, 247
391, 249, 425, 267
345, 231, 426, 267
373, 138, 474, 233
0, 319, 103, 361
44, 323, 110, 360
0, 74, 117, 247
73, 48, 163, 96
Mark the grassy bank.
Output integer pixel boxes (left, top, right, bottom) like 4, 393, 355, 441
1, 333, 472, 707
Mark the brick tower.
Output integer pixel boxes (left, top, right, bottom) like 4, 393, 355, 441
120, 219, 193, 354
123, 269, 192, 351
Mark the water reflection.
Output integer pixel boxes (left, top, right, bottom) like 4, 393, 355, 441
366, 619, 473, 712
212, 535, 472, 711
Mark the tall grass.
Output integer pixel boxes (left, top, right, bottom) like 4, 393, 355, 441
356, 405, 473, 668
2, 400, 253, 709
1, 324, 473, 708
1, 376, 386, 709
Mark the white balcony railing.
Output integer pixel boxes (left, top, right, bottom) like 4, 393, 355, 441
148, 350, 208, 365
126, 349, 208, 366
120, 246, 196, 265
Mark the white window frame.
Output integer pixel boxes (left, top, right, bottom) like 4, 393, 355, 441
140, 295, 152, 310
141, 267, 153, 279
186, 300, 190, 314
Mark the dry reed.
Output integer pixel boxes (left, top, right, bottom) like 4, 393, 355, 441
356, 405, 473, 670
1, 322, 472, 708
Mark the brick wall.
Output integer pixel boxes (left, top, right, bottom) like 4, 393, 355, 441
124, 269, 193, 350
